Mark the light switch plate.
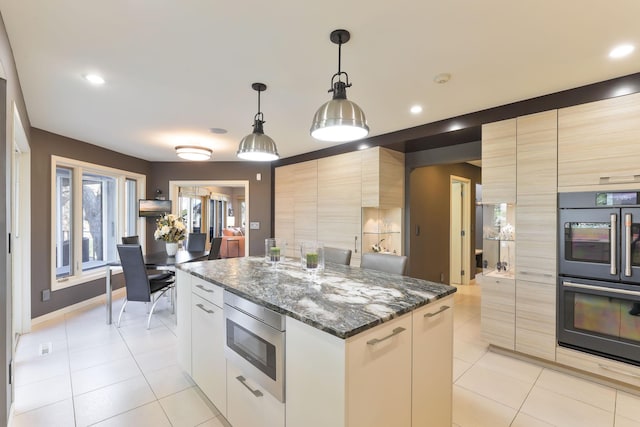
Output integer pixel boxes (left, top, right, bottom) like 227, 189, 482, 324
250, 221, 260, 230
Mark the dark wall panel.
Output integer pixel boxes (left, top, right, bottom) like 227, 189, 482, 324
408, 163, 481, 283
30, 129, 150, 318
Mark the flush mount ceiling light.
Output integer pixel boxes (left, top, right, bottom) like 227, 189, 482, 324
237, 83, 279, 161
310, 29, 369, 143
175, 145, 212, 161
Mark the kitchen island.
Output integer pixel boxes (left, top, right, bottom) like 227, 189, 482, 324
177, 256, 456, 427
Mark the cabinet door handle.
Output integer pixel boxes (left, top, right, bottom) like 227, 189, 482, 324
236, 375, 263, 397
610, 213, 617, 276
195, 284, 214, 293
625, 213, 632, 277
367, 327, 406, 346
423, 305, 450, 318
354, 235, 358, 254
519, 271, 554, 278
196, 303, 214, 314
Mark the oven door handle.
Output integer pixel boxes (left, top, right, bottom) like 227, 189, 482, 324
625, 213, 632, 277
563, 281, 640, 297
611, 213, 618, 276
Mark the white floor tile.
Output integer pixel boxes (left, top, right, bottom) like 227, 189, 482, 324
14, 374, 72, 414
616, 415, 640, 427
456, 363, 534, 409
68, 339, 131, 372
453, 337, 488, 364
73, 375, 156, 427
71, 356, 142, 395
453, 357, 472, 381
520, 386, 614, 427
452, 385, 516, 427
144, 363, 194, 399
474, 351, 542, 384
535, 368, 616, 412
90, 401, 172, 427
120, 326, 177, 355
159, 387, 218, 427
14, 350, 70, 386
11, 398, 75, 427
617, 391, 640, 421
133, 343, 179, 375
197, 415, 232, 427
510, 412, 555, 427
66, 325, 124, 354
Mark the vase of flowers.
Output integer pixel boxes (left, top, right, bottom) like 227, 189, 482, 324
154, 213, 186, 256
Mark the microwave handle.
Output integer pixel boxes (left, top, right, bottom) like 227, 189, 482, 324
625, 213, 632, 277
611, 213, 617, 276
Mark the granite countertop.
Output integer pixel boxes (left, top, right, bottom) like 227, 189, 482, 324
178, 256, 456, 339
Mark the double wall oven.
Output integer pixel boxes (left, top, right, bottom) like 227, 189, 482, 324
558, 191, 640, 366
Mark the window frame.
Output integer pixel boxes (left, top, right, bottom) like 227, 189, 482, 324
50, 156, 146, 291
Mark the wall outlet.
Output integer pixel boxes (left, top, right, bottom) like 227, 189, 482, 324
250, 221, 260, 230
42, 289, 51, 301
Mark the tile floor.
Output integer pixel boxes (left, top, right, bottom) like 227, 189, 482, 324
10, 284, 640, 426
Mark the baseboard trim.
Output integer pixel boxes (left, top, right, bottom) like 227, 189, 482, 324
31, 288, 126, 326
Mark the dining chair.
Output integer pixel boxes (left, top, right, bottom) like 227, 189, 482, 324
323, 246, 352, 265
208, 237, 223, 260
116, 244, 175, 329
121, 235, 140, 244
361, 253, 408, 275
186, 232, 207, 252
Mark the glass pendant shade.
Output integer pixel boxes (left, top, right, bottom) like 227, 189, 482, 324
175, 145, 212, 161
236, 82, 279, 161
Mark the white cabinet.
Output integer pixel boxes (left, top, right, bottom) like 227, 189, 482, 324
176, 270, 192, 374
346, 314, 412, 427
558, 92, 640, 189
412, 297, 453, 427
286, 298, 453, 427
226, 362, 285, 427
481, 118, 517, 204
191, 293, 226, 416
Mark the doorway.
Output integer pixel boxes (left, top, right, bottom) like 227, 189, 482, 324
169, 180, 250, 255
449, 175, 471, 286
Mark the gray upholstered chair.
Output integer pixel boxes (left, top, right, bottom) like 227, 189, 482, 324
121, 235, 140, 244
361, 253, 408, 275
323, 246, 352, 265
208, 237, 223, 260
116, 244, 175, 329
186, 232, 206, 252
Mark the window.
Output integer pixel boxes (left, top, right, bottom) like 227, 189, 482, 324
52, 157, 145, 290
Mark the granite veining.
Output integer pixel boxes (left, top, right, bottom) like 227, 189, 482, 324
178, 256, 456, 339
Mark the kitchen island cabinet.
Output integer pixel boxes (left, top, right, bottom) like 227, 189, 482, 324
177, 257, 456, 427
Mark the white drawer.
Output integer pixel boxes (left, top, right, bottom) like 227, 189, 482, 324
192, 275, 223, 307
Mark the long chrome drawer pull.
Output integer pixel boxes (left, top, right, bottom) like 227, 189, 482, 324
195, 284, 214, 293
625, 213, 632, 277
611, 213, 617, 276
563, 281, 640, 297
424, 305, 450, 318
367, 327, 406, 346
236, 376, 263, 397
597, 364, 640, 379
519, 271, 554, 278
196, 303, 214, 314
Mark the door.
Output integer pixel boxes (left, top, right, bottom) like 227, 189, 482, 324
450, 176, 470, 285
621, 208, 640, 284
559, 208, 619, 281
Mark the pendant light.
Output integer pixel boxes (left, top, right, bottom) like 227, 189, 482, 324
310, 29, 369, 142
237, 82, 279, 161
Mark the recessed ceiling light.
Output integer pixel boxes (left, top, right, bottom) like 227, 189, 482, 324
609, 44, 635, 59
209, 128, 228, 134
410, 105, 423, 114
433, 73, 451, 84
84, 73, 105, 85
358, 143, 369, 150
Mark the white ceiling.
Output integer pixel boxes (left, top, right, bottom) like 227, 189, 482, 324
1, 1, 639, 162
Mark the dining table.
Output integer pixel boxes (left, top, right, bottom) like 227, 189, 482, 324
105, 249, 209, 324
